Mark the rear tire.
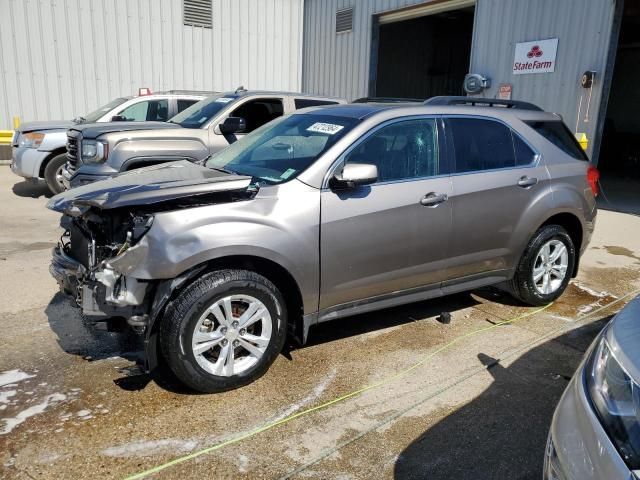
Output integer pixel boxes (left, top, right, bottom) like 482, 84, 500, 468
43, 153, 67, 195
160, 269, 287, 393
509, 225, 575, 306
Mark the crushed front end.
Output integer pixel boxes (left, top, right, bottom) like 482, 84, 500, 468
51, 209, 154, 331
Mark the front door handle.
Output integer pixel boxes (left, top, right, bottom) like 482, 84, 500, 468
517, 176, 538, 188
420, 192, 448, 207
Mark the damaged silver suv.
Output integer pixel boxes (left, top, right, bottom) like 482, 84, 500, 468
48, 97, 598, 393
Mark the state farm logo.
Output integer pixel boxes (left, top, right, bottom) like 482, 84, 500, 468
527, 45, 543, 58
513, 39, 558, 75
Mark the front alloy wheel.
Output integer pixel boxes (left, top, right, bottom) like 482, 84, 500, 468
160, 269, 287, 393
192, 294, 273, 377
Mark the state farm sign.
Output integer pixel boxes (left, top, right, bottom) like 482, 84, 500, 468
513, 38, 558, 75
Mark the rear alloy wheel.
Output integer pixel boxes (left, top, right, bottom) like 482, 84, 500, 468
160, 269, 287, 393
43, 153, 68, 195
509, 225, 576, 306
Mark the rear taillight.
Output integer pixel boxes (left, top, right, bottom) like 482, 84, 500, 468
587, 165, 600, 196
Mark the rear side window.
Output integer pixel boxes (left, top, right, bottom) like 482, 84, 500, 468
294, 98, 339, 109
525, 120, 588, 161
447, 118, 516, 173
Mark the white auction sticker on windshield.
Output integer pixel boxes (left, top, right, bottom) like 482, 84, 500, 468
306, 122, 344, 135
215, 97, 234, 103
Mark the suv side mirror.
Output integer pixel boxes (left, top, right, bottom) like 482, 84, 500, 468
219, 116, 247, 134
330, 163, 378, 189
111, 115, 126, 122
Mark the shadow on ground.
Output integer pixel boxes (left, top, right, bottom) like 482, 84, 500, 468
12, 179, 53, 198
305, 291, 483, 348
393, 316, 610, 480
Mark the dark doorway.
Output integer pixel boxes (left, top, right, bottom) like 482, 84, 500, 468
374, 7, 474, 99
598, 2, 640, 214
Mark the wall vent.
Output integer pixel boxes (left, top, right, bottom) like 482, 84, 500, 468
184, 0, 212, 28
336, 7, 353, 33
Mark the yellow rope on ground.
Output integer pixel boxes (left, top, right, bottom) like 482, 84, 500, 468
124, 289, 638, 480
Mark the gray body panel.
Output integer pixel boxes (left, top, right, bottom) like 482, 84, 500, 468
548, 296, 640, 479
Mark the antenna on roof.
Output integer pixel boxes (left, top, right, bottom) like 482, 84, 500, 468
235, 85, 247, 94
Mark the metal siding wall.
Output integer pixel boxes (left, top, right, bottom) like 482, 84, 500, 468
0, 0, 303, 129
302, 0, 451, 100
302, 0, 617, 158
470, 0, 616, 159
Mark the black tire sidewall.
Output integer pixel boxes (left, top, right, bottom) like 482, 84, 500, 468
517, 226, 576, 305
43, 154, 67, 194
161, 271, 287, 393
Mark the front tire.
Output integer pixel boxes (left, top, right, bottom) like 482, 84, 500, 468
43, 153, 68, 195
509, 225, 576, 306
160, 269, 287, 393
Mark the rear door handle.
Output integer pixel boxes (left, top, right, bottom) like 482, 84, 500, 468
517, 176, 538, 188
420, 192, 448, 207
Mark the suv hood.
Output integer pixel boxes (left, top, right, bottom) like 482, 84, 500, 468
46, 161, 253, 213
18, 120, 75, 133
70, 121, 181, 140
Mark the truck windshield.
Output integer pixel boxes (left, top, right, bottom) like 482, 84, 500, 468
206, 113, 359, 184
80, 98, 129, 123
169, 94, 239, 129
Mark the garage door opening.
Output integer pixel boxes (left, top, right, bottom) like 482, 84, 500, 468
597, 2, 640, 214
373, 4, 475, 99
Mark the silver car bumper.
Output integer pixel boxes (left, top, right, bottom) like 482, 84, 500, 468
11, 147, 50, 180
545, 337, 638, 480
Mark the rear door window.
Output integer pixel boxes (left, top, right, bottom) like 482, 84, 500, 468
525, 120, 588, 160
294, 98, 340, 109
513, 133, 537, 166
230, 98, 284, 133
447, 118, 517, 173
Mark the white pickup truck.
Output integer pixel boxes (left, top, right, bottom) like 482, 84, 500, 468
10, 91, 209, 194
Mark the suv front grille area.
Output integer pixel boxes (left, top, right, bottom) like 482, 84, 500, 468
66, 131, 80, 171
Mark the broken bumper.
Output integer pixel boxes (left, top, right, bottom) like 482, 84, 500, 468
50, 245, 150, 322
50, 245, 86, 300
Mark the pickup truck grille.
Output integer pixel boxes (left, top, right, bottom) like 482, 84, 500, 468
66, 131, 80, 168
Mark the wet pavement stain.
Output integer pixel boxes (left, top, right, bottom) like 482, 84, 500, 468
0, 241, 56, 257
604, 245, 640, 262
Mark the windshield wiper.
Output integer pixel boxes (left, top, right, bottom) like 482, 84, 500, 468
73, 116, 86, 124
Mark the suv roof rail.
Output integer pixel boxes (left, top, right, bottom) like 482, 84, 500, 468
352, 97, 424, 104
157, 89, 218, 95
424, 96, 543, 111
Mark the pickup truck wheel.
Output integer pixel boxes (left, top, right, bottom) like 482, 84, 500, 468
509, 225, 575, 306
160, 269, 287, 393
43, 153, 68, 195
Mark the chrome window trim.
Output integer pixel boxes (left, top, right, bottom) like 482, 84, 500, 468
442, 114, 542, 176
321, 115, 443, 190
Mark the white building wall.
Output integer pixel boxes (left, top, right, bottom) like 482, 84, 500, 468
0, 0, 304, 129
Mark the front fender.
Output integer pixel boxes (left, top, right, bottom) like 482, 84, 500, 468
109, 183, 321, 314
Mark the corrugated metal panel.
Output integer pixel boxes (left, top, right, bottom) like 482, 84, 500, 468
302, 0, 459, 101
470, 0, 616, 159
0, 0, 304, 129
303, 0, 617, 159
